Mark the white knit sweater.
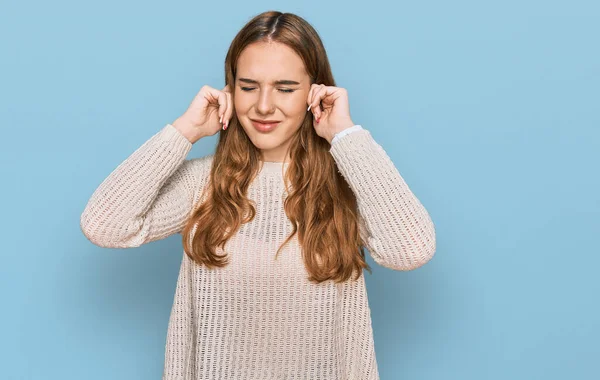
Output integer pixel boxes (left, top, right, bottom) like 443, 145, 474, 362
80, 123, 436, 379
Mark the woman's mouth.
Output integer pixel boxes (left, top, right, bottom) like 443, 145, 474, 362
251, 119, 280, 132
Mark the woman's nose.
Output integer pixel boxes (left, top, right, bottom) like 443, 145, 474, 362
256, 90, 275, 114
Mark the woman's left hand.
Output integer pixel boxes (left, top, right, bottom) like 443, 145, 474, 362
307, 84, 356, 143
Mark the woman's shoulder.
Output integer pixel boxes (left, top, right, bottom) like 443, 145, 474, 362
176, 154, 215, 206
181, 154, 215, 181
186, 154, 215, 168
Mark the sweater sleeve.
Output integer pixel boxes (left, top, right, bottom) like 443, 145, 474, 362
331, 125, 363, 144
80, 123, 212, 249
329, 128, 436, 270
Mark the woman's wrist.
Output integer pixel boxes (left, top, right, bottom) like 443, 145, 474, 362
172, 117, 204, 144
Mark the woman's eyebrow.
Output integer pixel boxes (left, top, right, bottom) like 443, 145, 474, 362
238, 78, 300, 85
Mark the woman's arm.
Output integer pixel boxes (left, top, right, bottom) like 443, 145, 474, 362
329, 127, 436, 270
80, 124, 212, 248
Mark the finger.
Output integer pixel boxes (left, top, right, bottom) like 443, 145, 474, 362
223, 91, 233, 129
306, 84, 321, 112
309, 84, 324, 107
204, 86, 228, 125
215, 90, 227, 125
220, 84, 232, 128
307, 84, 321, 118
310, 85, 327, 119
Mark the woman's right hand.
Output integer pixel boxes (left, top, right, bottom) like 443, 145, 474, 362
172, 84, 233, 144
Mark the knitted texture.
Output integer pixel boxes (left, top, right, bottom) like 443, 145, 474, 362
331, 124, 363, 144
80, 123, 436, 379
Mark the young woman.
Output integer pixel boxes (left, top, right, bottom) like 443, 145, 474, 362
81, 10, 436, 380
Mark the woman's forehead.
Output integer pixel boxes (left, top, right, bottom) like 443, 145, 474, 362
237, 42, 308, 81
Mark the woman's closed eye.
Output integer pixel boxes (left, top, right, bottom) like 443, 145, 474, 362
240, 87, 295, 93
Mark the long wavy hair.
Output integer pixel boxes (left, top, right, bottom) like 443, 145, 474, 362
181, 10, 371, 283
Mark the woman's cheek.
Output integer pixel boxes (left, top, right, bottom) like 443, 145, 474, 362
287, 95, 307, 116
234, 94, 251, 113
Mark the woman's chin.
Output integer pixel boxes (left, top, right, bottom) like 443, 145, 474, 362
248, 135, 283, 150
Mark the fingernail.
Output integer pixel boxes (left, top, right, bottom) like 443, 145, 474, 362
224, 121, 228, 130
219, 115, 223, 124
307, 105, 311, 111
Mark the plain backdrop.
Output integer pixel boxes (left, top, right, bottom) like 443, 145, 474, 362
1, 1, 598, 379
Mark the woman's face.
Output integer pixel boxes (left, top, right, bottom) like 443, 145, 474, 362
234, 41, 312, 163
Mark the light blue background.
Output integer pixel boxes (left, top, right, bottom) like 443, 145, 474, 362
1, 1, 598, 379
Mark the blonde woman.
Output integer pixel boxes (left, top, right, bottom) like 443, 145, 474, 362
81, 10, 436, 380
